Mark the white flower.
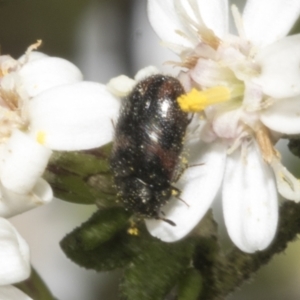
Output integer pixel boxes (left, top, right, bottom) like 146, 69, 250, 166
0, 42, 120, 218
94, 1, 300, 252
0, 42, 121, 298
142, 0, 300, 253
0, 218, 31, 299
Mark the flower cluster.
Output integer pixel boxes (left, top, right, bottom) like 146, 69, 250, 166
103, 0, 300, 254
0, 42, 119, 298
144, 0, 300, 253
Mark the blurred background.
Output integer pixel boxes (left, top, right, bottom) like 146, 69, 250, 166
0, 0, 300, 299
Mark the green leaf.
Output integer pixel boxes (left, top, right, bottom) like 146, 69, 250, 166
178, 269, 203, 300
62, 231, 136, 271
15, 267, 56, 300
60, 207, 134, 271
121, 229, 196, 300
74, 207, 132, 250
61, 205, 198, 297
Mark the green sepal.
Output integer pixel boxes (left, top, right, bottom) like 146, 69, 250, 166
177, 268, 203, 300
60, 207, 134, 271
15, 267, 56, 300
120, 228, 196, 300
44, 143, 117, 205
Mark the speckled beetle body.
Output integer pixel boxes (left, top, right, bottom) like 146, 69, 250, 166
110, 74, 188, 225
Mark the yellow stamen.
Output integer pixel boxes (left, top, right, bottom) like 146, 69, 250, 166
177, 86, 231, 112
0, 68, 8, 77
36, 131, 46, 145
255, 126, 279, 163
23, 40, 43, 65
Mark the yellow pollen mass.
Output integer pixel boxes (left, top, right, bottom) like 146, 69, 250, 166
36, 131, 46, 145
127, 227, 139, 236
171, 189, 179, 196
177, 86, 231, 112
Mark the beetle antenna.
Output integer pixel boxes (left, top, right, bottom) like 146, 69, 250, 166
161, 218, 176, 226
176, 196, 189, 207
156, 212, 176, 226
188, 162, 205, 168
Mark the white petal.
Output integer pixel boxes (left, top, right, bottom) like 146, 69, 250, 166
260, 95, 300, 134
270, 158, 300, 202
28, 82, 120, 151
18, 57, 83, 98
32, 178, 53, 204
243, 0, 300, 47
212, 107, 243, 139
253, 34, 300, 98
146, 140, 227, 242
222, 143, 278, 253
0, 286, 32, 300
190, 58, 236, 88
147, 0, 196, 51
196, 0, 229, 38
0, 219, 30, 285
0, 179, 53, 218
0, 130, 52, 194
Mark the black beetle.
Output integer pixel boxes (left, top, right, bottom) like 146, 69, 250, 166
110, 74, 189, 225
